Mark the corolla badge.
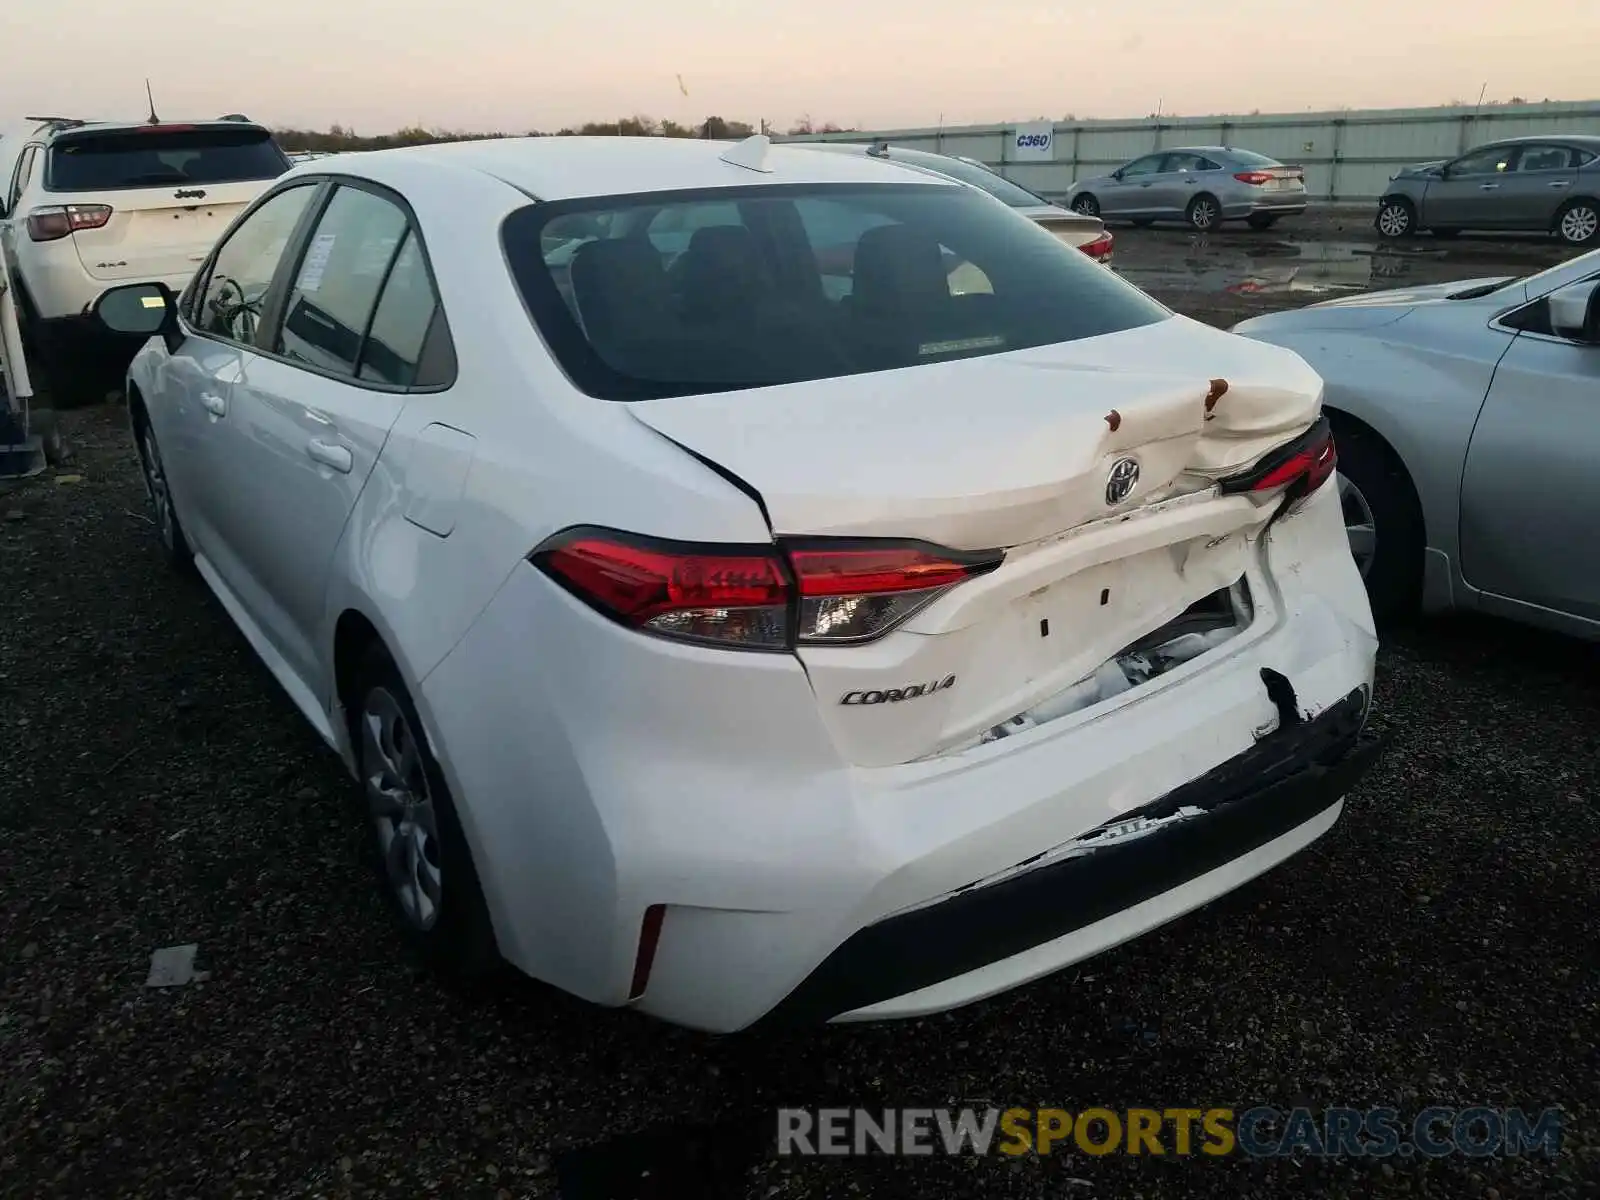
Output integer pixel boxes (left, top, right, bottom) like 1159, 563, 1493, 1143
1105, 457, 1140, 505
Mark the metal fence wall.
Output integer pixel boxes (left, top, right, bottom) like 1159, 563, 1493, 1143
779, 101, 1600, 202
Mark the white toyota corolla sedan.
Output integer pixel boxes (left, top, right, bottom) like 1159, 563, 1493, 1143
93, 134, 1380, 1033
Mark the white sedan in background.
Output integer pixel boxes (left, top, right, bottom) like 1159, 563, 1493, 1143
96, 134, 1378, 1032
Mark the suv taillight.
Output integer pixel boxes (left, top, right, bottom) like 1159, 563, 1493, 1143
1220, 418, 1337, 508
26, 204, 112, 242
531, 529, 1003, 651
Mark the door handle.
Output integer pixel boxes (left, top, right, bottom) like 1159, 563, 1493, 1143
200, 393, 227, 417
306, 438, 352, 474
1548, 181, 1571, 188
1478, 183, 1500, 190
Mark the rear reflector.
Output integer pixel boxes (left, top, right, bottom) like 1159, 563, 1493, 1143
532, 528, 1003, 650
628, 904, 667, 1000
1219, 417, 1337, 504
26, 204, 112, 241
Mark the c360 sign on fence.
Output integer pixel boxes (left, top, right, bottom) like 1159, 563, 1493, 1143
1012, 122, 1054, 160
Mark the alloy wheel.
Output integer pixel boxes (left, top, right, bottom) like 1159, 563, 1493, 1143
1558, 203, 1598, 245
362, 686, 443, 932
1376, 204, 1412, 238
1189, 198, 1217, 231
1072, 196, 1099, 218
1338, 472, 1377, 580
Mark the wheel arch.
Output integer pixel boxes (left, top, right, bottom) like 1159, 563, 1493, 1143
1552, 194, 1599, 232
1322, 405, 1428, 545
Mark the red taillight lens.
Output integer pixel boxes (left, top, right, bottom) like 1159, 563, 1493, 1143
788, 541, 1002, 644
532, 529, 791, 650
1234, 171, 1274, 186
1220, 419, 1337, 506
1078, 231, 1115, 262
26, 204, 112, 241
531, 529, 1003, 650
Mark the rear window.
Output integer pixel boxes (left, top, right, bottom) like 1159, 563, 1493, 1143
896, 153, 1049, 208
1226, 149, 1283, 168
45, 127, 290, 192
503, 182, 1169, 402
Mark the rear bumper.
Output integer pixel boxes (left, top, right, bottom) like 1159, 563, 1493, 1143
419, 479, 1378, 1033
1235, 198, 1309, 218
762, 687, 1379, 1025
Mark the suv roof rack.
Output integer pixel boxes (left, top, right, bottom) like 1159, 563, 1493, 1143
24, 116, 89, 131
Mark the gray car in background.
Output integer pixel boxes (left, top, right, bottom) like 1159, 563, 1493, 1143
1374, 135, 1600, 246
1066, 146, 1308, 232
1233, 247, 1600, 639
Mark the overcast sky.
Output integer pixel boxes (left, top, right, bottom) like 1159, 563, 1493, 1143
3, 0, 1597, 134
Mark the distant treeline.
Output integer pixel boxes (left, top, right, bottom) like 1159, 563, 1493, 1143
273, 115, 855, 153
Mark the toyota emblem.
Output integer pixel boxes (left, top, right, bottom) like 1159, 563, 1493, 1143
1105, 457, 1140, 505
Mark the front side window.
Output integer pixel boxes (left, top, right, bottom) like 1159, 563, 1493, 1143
194, 184, 319, 345
503, 182, 1170, 402
45, 126, 290, 191
1450, 146, 1513, 177
274, 186, 409, 377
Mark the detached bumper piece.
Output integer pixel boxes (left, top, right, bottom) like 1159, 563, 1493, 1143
762, 685, 1383, 1026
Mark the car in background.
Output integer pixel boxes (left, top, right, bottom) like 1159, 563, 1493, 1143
1373, 135, 1600, 246
790, 140, 1114, 263
1233, 247, 1600, 640
97, 134, 1375, 1032
0, 115, 292, 398
1066, 148, 1307, 232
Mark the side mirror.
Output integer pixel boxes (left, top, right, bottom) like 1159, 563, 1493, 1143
1547, 278, 1600, 343
92, 282, 177, 338
1110, 169, 1124, 181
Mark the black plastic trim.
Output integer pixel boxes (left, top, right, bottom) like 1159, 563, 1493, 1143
756, 684, 1381, 1027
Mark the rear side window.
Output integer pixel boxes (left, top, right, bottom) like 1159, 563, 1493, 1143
502, 182, 1170, 402
45, 126, 290, 192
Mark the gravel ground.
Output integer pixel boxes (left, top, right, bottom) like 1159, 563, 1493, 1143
2, 234, 1598, 1199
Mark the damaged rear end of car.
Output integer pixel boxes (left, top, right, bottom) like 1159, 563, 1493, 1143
475, 167, 1381, 1030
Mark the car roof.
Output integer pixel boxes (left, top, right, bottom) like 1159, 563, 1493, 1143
39, 118, 273, 143
1472, 134, 1600, 148
312, 135, 956, 201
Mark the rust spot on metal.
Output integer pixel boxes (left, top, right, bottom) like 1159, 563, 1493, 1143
1204, 378, 1229, 412
1104, 409, 1122, 432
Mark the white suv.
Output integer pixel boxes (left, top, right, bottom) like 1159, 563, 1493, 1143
0, 116, 291, 399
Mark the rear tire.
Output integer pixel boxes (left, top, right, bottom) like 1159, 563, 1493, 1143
132, 412, 194, 574
1246, 213, 1279, 230
1071, 194, 1099, 218
1375, 198, 1415, 239
1186, 194, 1220, 232
1328, 415, 1424, 624
351, 644, 500, 983
1555, 199, 1599, 246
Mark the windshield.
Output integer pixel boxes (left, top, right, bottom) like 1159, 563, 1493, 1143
895, 153, 1049, 208
502, 182, 1169, 402
46, 127, 291, 191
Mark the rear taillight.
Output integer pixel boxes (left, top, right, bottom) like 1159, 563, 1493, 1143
26, 204, 112, 241
1078, 231, 1115, 262
1234, 171, 1275, 186
1220, 418, 1337, 506
531, 529, 1002, 651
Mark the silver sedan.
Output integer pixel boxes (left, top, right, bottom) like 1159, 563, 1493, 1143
1067, 146, 1308, 232
1232, 248, 1600, 640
